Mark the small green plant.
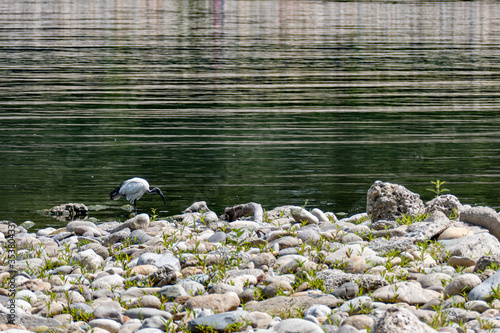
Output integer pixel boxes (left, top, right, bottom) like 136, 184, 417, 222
150, 208, 159, 222
477, 317, 496, 330
430, 304, 450, 329
489, 285, 500, 299
427, 179, 450, 197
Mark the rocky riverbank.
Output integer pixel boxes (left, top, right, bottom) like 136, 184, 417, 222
3, 181, 500, 333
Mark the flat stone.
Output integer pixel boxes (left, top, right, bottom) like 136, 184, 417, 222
460, 206, 500, 240
447, 256, 476, 268
417, 273, 452, 289
125, 308, 173, 320
444, 274, 482, 298
371, 306, 437, 332
330, 282, 359, 300
271, 318, 324, 333
439, 227, 473, 240
182, 292, 240, 313
469, 269, 500, 301
187, 310, 255, 333
94, 300, 123, 323
439, 233, 500, 261
372, 282, 442, 305
291, 207, 319, 225
88, 318, 121, 333
317, 269, 388, 292
244, 293, 341, 316
158, 285, 188, 300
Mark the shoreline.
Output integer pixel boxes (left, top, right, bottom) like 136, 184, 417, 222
1, 181, 500, 333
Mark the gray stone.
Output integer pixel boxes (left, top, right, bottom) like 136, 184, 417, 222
125, 307, 173, 320
70, 302, 94, 316
271, 318, 324, 333
72, 248, 103, 270
140, 315, 168, 330
297, 228, 321, 245
317, 269, 388, 292
341, 315, 375, 330
311, 208, 330, 223
474, 255, 500, 273
469, 269, 500, 301
137, 252, 162, 266
80, 242, 109, 260
209, 283, 243, 295
405, 211, 451, 242
417, 273, 452, 289
184, 201, 210, 213
135, 329, 164, 333
154, 253, 181, 270
269, 236, 302, 251
182, 292, 240, 313
372, 306, 438, 333
49, 203, 88, 217
330, 282, 359, 299
244, 293, 341, 316
291, 208, 319, 225
130, 229, 151, 244
370, 220, 398, 230
465, 300, 490, 313
149, 265, 177, 287
337, 296, 372, 314
425, 194, 463, 217
179, 280, 206, 296
208, 231, 227, 243
0, 312, 36, 327
250, 253, 276, 269
444, 274, 482, 298
372, 282, 442, 305
368, 237, 416, 255
91, 274, 124, 289
94, 300, 123, 323
366, 181, 425, 222
336, 324, 359, 333
460, 206, 500, 240
89, 318, 121, 333
439, 233, 500, 261
66, 220, 98, 233
187, 310, 255, 333
221, 202, 263, 222
158, 284, 189, 300
102, 228, 131, 246
304, 304, 332, 317
442, 307, 479, 324
447, 256, 476, 268
111, 213, 150, 233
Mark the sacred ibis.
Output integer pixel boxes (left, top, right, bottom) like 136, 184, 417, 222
109, 177, 166, 214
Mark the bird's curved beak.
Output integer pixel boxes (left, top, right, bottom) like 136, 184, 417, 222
158, 189, 166, 206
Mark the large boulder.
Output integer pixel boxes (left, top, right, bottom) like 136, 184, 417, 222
367, 181, 425, 222
425, 194, 463, 217
372, 306, 437, 333
439, 233, 500, 261
460, 206, 500, 241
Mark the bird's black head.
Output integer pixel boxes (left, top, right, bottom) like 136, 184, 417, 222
151, 187, 166, 206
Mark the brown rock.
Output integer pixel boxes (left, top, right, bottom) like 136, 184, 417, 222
131, 265, 158, 276
182, 292, 240, 313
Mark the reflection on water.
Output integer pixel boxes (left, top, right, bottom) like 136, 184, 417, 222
2, 0, 500, 229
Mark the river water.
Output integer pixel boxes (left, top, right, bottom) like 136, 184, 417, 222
2, 0, 500, 229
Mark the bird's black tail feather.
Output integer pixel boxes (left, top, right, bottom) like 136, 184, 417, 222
109, 187, 121, 200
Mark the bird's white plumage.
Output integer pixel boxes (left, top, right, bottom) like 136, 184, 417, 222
117, 177, 150, 203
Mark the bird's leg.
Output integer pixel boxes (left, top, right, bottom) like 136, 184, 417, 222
133, 200, 137, 214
